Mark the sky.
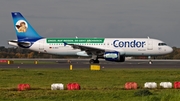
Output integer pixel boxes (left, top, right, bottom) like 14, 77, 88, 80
0, 0, 180, 47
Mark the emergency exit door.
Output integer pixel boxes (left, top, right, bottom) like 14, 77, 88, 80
39, 40, 44, 51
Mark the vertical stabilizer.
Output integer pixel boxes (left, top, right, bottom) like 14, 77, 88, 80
11, 12, 42, 41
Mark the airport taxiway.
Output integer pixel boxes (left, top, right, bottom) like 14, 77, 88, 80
0, 59, 179, 69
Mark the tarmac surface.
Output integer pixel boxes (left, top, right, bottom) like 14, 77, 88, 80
0, 59, 180, 69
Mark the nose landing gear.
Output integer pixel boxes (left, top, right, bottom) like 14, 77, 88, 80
148, 56, 152, 64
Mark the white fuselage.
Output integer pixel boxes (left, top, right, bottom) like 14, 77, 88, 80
19, 38, 172, 57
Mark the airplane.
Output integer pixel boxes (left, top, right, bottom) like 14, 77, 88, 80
8, 12, 173, 64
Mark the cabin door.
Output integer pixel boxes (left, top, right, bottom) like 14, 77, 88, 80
147, 39, 153, 50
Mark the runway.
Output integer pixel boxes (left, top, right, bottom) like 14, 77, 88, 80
0, 59, 180, 69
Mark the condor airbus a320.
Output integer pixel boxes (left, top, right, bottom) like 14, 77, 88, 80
8, 12, 173, 63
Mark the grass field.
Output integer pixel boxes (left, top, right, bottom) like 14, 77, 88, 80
0, 66, 180, 101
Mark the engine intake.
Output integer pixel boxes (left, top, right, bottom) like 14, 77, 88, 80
104, 51, 125, 62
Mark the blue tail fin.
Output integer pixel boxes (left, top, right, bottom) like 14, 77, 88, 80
11, 12, 42, 41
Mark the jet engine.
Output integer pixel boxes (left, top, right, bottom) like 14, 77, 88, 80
104, 51, 125, 62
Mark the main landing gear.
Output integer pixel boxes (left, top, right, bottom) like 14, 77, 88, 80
89, 59, 99, 64
89, 55, 100, 64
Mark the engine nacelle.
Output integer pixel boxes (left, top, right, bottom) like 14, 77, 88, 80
104, 51, 125, 62
8, 40, 32, 48
76, 51, 89, 57
18, 41, 32, 48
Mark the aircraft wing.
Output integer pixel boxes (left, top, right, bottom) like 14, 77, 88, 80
64, 43, 105, 55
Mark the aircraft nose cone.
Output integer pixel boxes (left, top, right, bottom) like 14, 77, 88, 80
168, 47, 173, 53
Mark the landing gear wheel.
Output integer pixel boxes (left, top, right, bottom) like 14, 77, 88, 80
149, 60, 152, 64
89, 59, 100, 64
89, 59, 94, 64
94, 60, 99, 63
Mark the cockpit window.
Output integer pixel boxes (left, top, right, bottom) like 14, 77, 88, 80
158, 43, 167, 46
